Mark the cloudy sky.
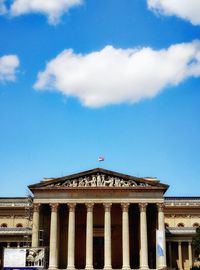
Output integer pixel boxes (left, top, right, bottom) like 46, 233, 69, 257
0, 0, 200, 196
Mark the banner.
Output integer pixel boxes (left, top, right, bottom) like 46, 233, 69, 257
3, 248, 46, 268
156, 229, 164, 257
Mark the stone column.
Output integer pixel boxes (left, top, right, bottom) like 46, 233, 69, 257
139, 203, 149, 270
49, 203, 59, 270
157, 203, 167, 269
85, 203, 94, 270
178, 241, 183, 270
17, 242, 20, 248
32, 203, 40, 247
188, 241, 192, 269
122, 203, 130, 270
7, 242, 10, 248
104, 203, 112, 270
67, 203, 76, 270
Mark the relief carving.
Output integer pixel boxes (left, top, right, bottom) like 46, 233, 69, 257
46, 173, 149, 188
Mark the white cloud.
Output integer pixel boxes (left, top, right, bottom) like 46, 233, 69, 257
34, 41, 200, 107
0, 55, 20, 82
0, 0, 7, 14
2, 0, 83, 24
147, 0, 200, 26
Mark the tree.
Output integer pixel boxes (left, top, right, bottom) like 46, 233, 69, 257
193, 227, 200, 258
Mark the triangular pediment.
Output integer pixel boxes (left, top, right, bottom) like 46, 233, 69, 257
29, 168, 168, 192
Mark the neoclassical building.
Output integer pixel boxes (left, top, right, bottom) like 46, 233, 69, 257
0, 168, 199, 270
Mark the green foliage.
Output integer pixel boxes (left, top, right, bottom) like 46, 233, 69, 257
193, 227, 200, 257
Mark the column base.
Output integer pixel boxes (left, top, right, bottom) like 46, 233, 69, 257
104, 266, 112, 270
158, 265, 167, 269
122, 265, 131, 270
48, 268, 58, 270
67, 266, 75, 270
85, 265, 93, 270
140, 266, 149, 270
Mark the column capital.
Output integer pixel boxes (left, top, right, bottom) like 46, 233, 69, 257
68, 203, 76, 212
157, 203, 165, 212
86, 203, 94, 212
33, 203, 41, 212
104, 203, 112, 212
121, 203, 129, 212
50, 203, 59, 212
139, 203, 147, 212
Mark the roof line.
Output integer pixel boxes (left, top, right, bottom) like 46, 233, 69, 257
165, 196, 200, 200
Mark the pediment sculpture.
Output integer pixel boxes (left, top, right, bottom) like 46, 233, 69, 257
46, 173, 149, 188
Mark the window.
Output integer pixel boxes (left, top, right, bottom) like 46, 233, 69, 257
165, 223, 169, 228
177, 223, 184, 228
16, 223, 23, 228
193, 223, 200, 228
1, 223, 7, 227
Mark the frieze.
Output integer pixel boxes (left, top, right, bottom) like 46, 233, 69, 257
165, 201, 200, 207
165, 214, 200, 218
46, 173, 149, 188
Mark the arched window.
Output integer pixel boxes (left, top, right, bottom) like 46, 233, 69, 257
1, 223, 7, 228
165, 223, 169, 228
193, 223, 200, 228
177, 223, 184, 228
16, 223, 23, 228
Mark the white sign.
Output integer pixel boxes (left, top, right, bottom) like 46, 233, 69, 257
4, 248, 26, 267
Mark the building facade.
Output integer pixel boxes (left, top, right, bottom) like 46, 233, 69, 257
0, 168, 199, 270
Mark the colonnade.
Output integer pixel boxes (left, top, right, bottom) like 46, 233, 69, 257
168, 241, 193, 270
6, 242, 21, 248
32, 202, 167, 270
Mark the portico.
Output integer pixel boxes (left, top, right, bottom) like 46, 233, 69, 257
29, 168, 169, 270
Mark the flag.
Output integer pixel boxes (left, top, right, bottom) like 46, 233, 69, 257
98, 156, 105, 161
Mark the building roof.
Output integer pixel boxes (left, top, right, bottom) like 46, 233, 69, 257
29, 167, 169, 194
164, 197, 200, 207
0, 197, 32, 207
165, 197, 200, 200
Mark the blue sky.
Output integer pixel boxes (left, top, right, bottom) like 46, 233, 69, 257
0, 0, 200, 196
